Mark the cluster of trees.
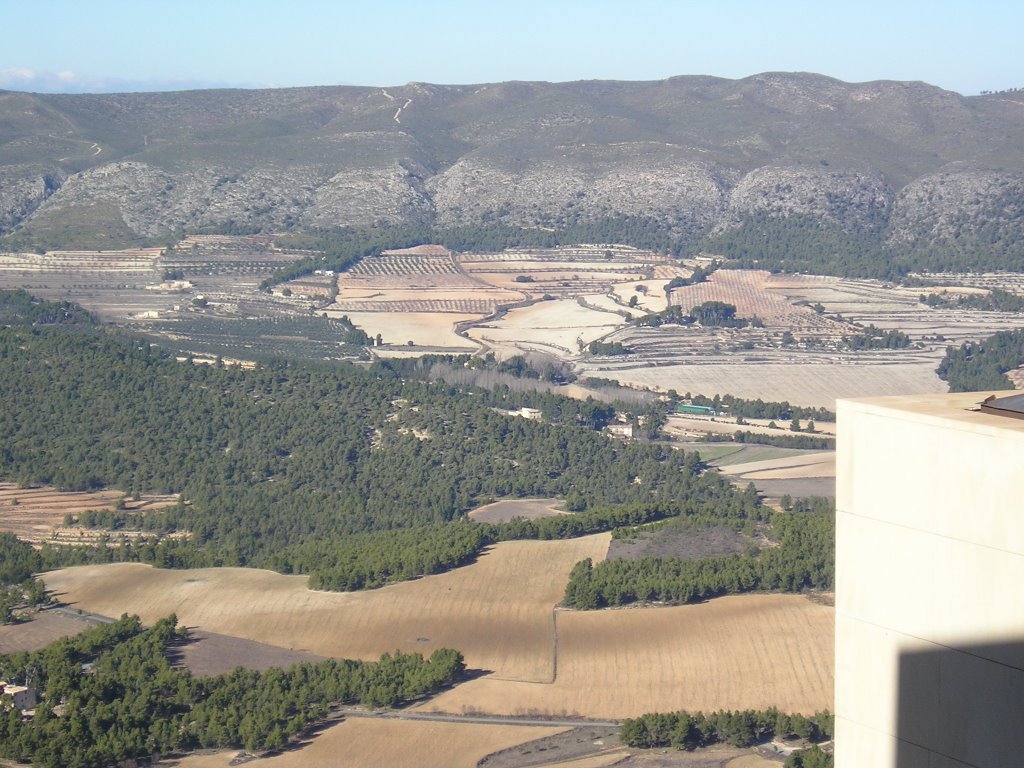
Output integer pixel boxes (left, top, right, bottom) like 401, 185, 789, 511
0, 289, 93, 326
665, 261, 719, 290
588, 340, 630, 356
698, 430, 835, 451
679, 392, 835, 423
841, 325, 911, 350
636, 301, 757, 329
0, 311, 757, 590
0, 614, 464, 767
921, 287, 1024, 313
619, 708, 833, 750
936, 328, 1024, 391
563, 498, 834, 609
0, 534, 48, 624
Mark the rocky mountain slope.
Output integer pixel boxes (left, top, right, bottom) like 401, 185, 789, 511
1, 73, 1023, 261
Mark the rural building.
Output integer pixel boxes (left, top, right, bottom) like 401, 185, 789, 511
513, 407, 543, 420
0, 683, 37, 711
836, 391, 1024, 768
604, 422, 636, 439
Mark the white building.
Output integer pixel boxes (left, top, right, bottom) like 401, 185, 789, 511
836, 391, 1024, 768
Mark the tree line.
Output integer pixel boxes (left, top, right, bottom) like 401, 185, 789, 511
704, 210, 1024, 279
936, 328, 1024, 391
0, 534, 49, 624
563, 498, 834, 609
920, 287, 1024, 313
620, 708, 833, 751
0, 614, 464, 767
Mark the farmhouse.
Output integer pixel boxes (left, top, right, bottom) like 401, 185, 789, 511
604, 422, 636, 439
0, 682, 37, 711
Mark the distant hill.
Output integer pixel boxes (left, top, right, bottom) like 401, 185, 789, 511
2, 73, 1024, 270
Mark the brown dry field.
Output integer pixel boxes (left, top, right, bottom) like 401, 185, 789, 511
0, 610, 102, 654
612, 279, 673, 312
581, 292, 635, 315
469, 498, 567, 523
468, 299, 625, 354
664, 415, 837, 439
590, 359, 946, 410
717, 452, 836, 481
163, 719, 568, 768
326, 310, 480, 349
471, 269, 648, 290
671, 271, 827, 329
0, 484, 178, 544
416, 594, 834, 719
43, 535, 611, 684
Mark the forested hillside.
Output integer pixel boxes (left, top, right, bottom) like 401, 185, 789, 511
0, 615, 464, 767
0, 303, 765, 588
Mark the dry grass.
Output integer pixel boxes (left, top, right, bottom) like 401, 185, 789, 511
43, 535, 611, 684
326, 310, 480, 349
417, 595, 834, 719
163, 719, 568, 768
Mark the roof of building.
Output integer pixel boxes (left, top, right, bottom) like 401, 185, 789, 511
980, 392, 1024, 420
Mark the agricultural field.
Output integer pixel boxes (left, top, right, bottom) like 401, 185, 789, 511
42, 535, 611, 684
0, 483, 178, 546
40, 538, 834, 722
0, 609, 105, 654
7, 238, 1022, 410
164, 719, 571, 768
417, 594, 834, 719
467, 299, 625, 358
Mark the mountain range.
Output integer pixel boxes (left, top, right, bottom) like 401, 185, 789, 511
2, 72, 1023, 262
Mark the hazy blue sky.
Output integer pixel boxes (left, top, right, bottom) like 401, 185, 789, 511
2, 0, 1020, 95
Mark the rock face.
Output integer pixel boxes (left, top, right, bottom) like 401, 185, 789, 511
2, 73, 1024, 252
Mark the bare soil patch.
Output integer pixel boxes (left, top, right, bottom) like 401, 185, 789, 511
0, 609, 101, 654
168, 628, 327, 677
607, 527, 750, 562
469, 498, 567, 523
480, 725, 622, 768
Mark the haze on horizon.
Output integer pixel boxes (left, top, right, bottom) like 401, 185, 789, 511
3, 0, 1022, 97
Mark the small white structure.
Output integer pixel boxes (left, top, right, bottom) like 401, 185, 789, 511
605, 422, 636, 439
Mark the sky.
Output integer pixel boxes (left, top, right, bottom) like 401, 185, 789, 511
1, 0, 1021, 96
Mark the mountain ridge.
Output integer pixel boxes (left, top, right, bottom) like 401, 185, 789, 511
2, 73, 1023, 263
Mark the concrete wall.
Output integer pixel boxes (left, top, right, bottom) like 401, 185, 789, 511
836, 392, 1024, 768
